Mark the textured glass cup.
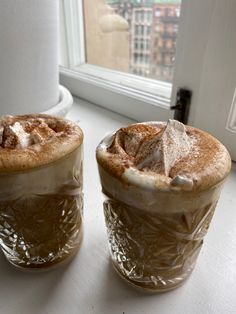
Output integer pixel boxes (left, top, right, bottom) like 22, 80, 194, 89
0, 115, 83, 270
96, 122, 231, 292
100, 179, 225, 292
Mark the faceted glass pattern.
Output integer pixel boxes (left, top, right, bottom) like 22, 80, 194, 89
104, 196, 217, 291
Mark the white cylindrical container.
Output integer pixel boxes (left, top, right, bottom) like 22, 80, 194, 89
0, 0, 59, 115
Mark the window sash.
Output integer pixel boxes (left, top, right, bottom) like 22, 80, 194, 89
60, 0, 85, 68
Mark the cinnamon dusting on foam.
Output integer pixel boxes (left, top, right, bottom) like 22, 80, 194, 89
96, 120, 231, 191
0, 114, 83, 172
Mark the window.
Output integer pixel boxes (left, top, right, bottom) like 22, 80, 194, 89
169, 9, 174, 17
166, 39, 172, 48
60, 0, 181, 84
140, 41, 144, 50
138, 25, 142, 35
158, 39, 163, 48
155, 9, 161, 17
141, 25, 144, 36
145, 55, 150, 64
140, 11, 144, 22
173, 24, 178, 33
59, 0, 236, 159
175, 7, 180, 17
147, 11, 152, 23
155, 25, 160, 32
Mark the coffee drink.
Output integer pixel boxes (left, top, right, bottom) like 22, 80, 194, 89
0, 114, 83, 270
96, 120, 231, 292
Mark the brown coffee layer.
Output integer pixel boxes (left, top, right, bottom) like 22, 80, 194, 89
0, 114, 83, 172
0, 193, 83, 268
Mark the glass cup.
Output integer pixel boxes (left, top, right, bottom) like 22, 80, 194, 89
0, 114, 83, 270
96, 122, 231, 292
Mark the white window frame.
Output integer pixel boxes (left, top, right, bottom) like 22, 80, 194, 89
226, 90, 236, 133
60, 0, 85, 68
59, 0, 174, 122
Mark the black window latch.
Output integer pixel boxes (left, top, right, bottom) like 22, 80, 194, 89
171, 88, 192, 124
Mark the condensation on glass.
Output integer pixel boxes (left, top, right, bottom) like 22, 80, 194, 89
83, 0, 182, 83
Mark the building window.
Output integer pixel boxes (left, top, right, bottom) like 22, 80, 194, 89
155, 25, 160, 32
141, 25, 144, 36
175, 7, 181, 17
140, 11, 144, 22
173, 24, 178, 33
147, 11, 152, 23
145, 55, 150, 64
155, 9, 161, 17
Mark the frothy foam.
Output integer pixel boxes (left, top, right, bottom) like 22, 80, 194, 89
96, 120, 231, 192
3, 122, 32, 149
0, 114, 83, 172
135, 120, 192, 176
1, 118, 59, 149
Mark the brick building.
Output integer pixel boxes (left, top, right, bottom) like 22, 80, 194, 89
151, 2, 180, 81
130, 7, 152, 76
106, 0, 181, 82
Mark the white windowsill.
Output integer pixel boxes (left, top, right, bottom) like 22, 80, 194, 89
1, 97, 236, 314
59, 67, 173, 122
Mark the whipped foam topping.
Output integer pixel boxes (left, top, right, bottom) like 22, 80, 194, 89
0, 114, 83, 172
0, 117, 58, 149
96, 120, 231, 192
134, 119, 192, 176
3, 122, 32, 149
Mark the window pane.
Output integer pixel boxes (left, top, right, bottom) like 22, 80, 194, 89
83, 0, 181, 83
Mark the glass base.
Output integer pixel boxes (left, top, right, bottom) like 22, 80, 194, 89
111, 259, 194, 293
2, 229, 83, 272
